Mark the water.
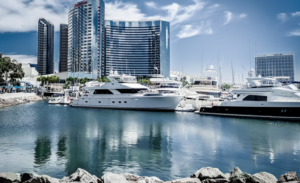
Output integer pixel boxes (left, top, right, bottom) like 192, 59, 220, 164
0, 101, 300, 181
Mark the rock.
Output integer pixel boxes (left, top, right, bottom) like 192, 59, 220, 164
169, 177, 201, 183
252, 172, 277, 183
102, 173, 129, 183
23, 175, 59, 183
202, 178, 228, 183
229, 167, 258, 183
278, 172, 299, 182
121, 173, 140, 182
191, 167, 225, 180
63, 168, 100, 183
224, 174, 230, 181
137, 176, 164, 183
20, 173, 39, 182
0, 172, 21, 183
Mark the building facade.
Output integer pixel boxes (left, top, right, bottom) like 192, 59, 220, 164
59, 24, 68, 72
37, 18, 54, 75
255, 53, 295, 81
102, 20, 170, 77
68, 0, 105, 79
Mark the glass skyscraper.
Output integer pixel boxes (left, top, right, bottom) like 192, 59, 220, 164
59, 24, 68, 72
255, 53, 295, 81
37, 18, 54, 75
68, 0, 105, 79
102, 20, 170, 77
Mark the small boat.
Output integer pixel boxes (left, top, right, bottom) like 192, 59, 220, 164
48, 92, 71, 105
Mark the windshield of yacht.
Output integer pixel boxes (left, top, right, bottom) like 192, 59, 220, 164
283, 84, 299, 91
249, 79, 281, 88
159, 83, 181, 88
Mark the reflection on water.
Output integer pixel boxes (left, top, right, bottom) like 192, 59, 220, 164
0, 101, 300, 181
34, 137, 52, 167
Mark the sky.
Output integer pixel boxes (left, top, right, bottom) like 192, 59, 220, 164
0, 0, 299, 81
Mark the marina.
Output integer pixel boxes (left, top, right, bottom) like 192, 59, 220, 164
0, 101, 300, 181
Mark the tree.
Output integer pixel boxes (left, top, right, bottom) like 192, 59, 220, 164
0, 56, 24, 84
221, 83, 231, 90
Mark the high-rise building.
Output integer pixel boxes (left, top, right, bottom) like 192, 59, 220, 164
68, 0, 105, 79
59, 24, 68, 72
255, 53, 295, 81
102, 20, 170, 77
37, 18, 54, 75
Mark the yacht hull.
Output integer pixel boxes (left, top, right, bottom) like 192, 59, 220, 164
197, 106, 300, 120
70, 95, 182, 111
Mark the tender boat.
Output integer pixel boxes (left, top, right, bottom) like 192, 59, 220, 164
196, 77, 300, 120
48, 93, 71, 105
70, 76, 183, 111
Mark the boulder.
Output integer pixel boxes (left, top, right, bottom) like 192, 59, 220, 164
224, 174, 230, 181
168, 177, 201, 183
252, 172, 277, 183
229, 167, 258, 183
23, 175, 59, 183
102, 173, 129, 183
61, 168, 100, 183
119, 173, 163, 183
20, 173, 39, 182
202, 179, 228, 183
191, 167, 226, 180
278, 172, 299, 182
0, 172, 21, 183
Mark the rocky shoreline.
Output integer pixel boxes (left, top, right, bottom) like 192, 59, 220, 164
0, 167, 299, 183
0, 95, 44, 109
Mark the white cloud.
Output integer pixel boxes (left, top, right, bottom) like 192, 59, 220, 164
145, 1, 156, 9
277, 13, 287, 22
0, 0, 209, 36
223, 11, 232, 25
4, 55, 37, 64
240, 13, 247, 19
0, 0, 72, 32
105, 1, 146, 20
287, 29, 300, 36
177, 21, 212, 39
292, 11, 300, 16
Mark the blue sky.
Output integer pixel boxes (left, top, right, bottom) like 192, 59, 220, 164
0, 0, 299, 81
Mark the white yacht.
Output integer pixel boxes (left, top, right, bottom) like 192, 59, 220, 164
197, 77, 300, 120
192, 65, 221, 98
70, 77, 183, 111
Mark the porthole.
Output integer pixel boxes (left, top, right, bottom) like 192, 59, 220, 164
119, 101, 121, 103
85, 101, 88, 103
112, 101, 115, 103
124, 101, 127, 103
98, 101, 101, 103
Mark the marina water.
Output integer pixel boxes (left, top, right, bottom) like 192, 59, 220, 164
0, 101, 299, 181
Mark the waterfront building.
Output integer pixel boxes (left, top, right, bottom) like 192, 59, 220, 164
255, 53, 295, 81
37, 18, 54, 75
59, 24, 68, 72
102, 20, 170, 78
68, 0, 105, 79
22, 63, 39, 77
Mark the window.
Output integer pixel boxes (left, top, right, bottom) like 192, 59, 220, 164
119, 101, 121, 103
98, 101, 101, 103
124, 101, 127, 103
93, 90, 113, 94
243, 95, 267, 101
85, 101, 88, 103
116, 89, 147, 94
112, 101, 115, 103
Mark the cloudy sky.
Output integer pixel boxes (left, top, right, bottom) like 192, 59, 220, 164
0, 0, 299, 81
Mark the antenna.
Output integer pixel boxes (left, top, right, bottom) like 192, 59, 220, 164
249, 39, 251, 70
231, 61, 235, 85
